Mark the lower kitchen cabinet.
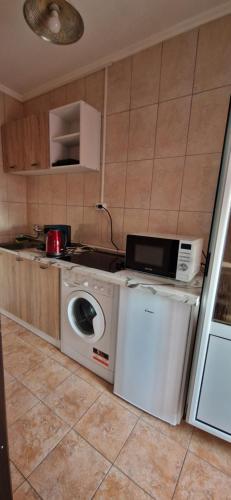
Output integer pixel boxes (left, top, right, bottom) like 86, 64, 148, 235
0, 252, 60, 340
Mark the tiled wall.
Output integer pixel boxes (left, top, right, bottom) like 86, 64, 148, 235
12, 15, 231, 248
0, 93, 27, 241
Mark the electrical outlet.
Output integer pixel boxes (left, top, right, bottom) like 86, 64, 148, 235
95, 202, 107, 210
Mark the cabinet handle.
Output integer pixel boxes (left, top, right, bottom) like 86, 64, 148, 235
10, 165, 16, 169
39, 264, 49, 269
31, 162, 40, 167
16, 256, 24, 262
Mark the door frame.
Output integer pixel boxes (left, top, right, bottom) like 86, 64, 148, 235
0, 318, 12, 500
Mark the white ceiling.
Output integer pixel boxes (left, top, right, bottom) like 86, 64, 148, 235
0, 0, 230, 100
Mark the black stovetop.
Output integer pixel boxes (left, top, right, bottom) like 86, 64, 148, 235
61, 248, 125, 273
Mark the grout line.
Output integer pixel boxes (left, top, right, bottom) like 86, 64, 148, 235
171, 448, 188, 499
176, 27, 200, 233
13, 479, 43, 499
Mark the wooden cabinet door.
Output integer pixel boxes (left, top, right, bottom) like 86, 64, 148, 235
0, 253, 20, 315
0, 252, 10, 311
0, 254, 60, 340
1, 120, 24, 172
28, 262, 60, 339
23, 113, 49, 171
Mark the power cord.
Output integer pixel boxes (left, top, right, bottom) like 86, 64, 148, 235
100, 206, 119, 251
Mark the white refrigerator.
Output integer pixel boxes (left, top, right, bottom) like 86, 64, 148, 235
187, 99, 231, 443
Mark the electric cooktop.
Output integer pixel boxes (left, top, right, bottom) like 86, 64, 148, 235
61, 248, 125, 273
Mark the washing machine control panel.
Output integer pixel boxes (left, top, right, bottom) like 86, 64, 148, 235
62, 269, 114, 297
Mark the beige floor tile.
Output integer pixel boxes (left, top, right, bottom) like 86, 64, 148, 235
8, 401, 69, 477
2, 333, 23, 355
16, 328, 58, 356
29, 429, 110, 500
108, 392, 143, 417
142, 413, 193, 449
190, 428, 231, 477
2, 322, 25, 335
95, 466, 151, 499
45, 373, 100, 426
4, 369, 15, 387
77, 365, 113, 392
115, 419, 186, 498
14, 481, 40, 499
10, 462, 24, 492
48, 347, 81, 373
173, 451, 231, 499
76, 393, 138, 462
17, 358, 71, 400
6, 379, 38, 425
3, 341, 44, 377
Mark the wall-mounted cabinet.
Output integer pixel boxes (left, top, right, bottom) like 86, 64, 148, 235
1, 100, 101, 175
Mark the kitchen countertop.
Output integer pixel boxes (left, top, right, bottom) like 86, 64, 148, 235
0, 246, 202, 306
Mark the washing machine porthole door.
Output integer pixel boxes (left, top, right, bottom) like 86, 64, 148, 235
67, 291, 105, 343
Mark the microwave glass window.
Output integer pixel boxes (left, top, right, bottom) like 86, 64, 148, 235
135, 244, 164, 267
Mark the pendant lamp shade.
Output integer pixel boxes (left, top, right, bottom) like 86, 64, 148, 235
23, 0, 84, 45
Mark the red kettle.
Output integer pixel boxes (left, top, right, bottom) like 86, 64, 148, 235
46, 229, 64, 257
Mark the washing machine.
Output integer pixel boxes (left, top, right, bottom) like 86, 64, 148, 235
61, 267, 119, 383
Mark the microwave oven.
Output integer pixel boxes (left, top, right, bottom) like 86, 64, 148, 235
126, 233, 203, 282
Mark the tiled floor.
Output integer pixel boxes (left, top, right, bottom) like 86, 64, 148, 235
1, 315, 231, 500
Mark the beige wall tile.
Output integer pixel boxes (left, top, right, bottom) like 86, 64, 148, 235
67, 172, 84, 206
51, 204, 67, 225
131, 44, 162, 108
104, 163, 126, 208
107, 58, 132, 114
65, 78, 85, 104
0, 202, 9, 232
37, 204, 53, 226
178, 211, 212, 249
187, 86, 231, 155
50, 174, 67, 205
180, 154, 220, 212
151, 157, 184, 210
67, 206, 83, 241
174, 452, 231, 499
82, 206, 101, 244
148, 210, 178, 233
27, 203, 39, 231
125, 160, 153, 209
194, 15, 231, 92
106, 112, 129, 163
128, 105, 157, 161
8, 203, 27, 233
7, 175, 27, 203
84, 171, 100, 206
123, 208, 149, 235
85, 70, 105, 113
101, 207, 124, 249
160, 30, 197, 101
27, 177, 39, 204
38, 175, 52, 204
155, 96, 191, 158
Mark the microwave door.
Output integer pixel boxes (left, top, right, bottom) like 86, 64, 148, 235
126, 236, 179, 278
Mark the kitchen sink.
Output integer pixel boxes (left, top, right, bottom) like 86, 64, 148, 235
0, 241, 45, 251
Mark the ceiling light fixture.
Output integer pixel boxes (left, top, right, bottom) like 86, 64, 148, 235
23, 0, 84, 45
